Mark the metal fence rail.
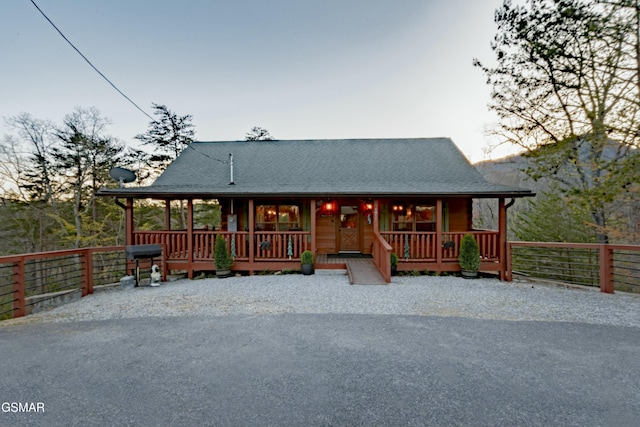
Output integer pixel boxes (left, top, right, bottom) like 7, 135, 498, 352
507, 242, 640, 294
510, 246, 599, 287
92, 249, 127, 287
0, 246, 126, 320
612, 248, 640, 293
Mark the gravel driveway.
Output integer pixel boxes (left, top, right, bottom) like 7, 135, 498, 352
6, 274, 639, 327
3, 274, 640, 426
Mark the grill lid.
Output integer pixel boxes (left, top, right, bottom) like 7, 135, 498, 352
125, 244, 162, 260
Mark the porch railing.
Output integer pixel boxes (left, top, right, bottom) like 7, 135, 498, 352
133, 230, 311, 262
134, 231, 187, 259
192, 231, 249, 260
380, 231, 500, 261
372, 231, 392, 283
254, 231, 310, 260
135, 230, 499, 264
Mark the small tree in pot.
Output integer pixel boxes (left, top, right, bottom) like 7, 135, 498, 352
300, 250, 314, 275
390, 252, 398, 276
458, 234, 480, 279
214, 234, 233, 278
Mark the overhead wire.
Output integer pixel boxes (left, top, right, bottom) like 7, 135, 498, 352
29, 0, 155, 122
28, 0, 230, 165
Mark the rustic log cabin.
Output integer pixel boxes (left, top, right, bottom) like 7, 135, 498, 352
98, 138, 533, 282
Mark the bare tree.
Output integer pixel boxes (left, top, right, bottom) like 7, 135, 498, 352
4, 113, 58, 205
53, 107, 125, 247
475, 0, 640, 243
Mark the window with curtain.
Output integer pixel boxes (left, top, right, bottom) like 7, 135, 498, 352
256, 204, 300, 231
392, 204, 436, 231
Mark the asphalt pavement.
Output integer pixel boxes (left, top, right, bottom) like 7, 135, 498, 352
2, 314, 639, 426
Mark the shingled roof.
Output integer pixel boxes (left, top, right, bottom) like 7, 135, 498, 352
98, 138, 533, 198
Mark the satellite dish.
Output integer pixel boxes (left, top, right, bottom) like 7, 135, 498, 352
109, 167, 136, 188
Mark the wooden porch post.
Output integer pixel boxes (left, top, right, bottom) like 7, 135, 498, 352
498, 198, 507, 281
165, 200, 171, 231
436, 199, 443, 272
248, 199, 255, 273
126, 198, 134, 246
310, 199, 316, 255
187, 199, 194, 279
125, 198, 135, 277
373, 199, 380, 231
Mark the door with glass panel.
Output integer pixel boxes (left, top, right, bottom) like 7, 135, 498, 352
339, 205, 359, 252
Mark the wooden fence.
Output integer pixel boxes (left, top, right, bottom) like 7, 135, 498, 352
0, 247, 126, 320
507, 242, 640, 294
3, 240, 639, 321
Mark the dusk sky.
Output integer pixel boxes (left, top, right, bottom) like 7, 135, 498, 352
1, 0, 516, 163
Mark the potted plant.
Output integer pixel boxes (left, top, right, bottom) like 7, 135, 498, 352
390, 252, 398, 276
214, 234, 233, 278
458, 234, 480, 279
300, 250, 314, 275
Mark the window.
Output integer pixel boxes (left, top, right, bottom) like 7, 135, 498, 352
392, 204, 436, 231
256, 204, 300, 231
415, 205, 436, 231
278, 205, 300, 231
392, 204, 412, 231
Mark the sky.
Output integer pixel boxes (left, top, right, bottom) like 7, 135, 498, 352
1, 0, 517, 164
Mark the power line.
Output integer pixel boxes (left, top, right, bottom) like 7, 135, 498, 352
28, 1, 232, 166
29, 0, 156, 123
187, 144, 228, 164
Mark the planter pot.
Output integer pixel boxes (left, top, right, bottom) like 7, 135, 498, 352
461, 269, 478, 279
391, 265, 397, 276
301, 264, 314, 275
120, 275, 135, 290
215, 269, 231, 278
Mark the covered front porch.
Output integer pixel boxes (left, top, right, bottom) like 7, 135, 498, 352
124, 197, 510, 281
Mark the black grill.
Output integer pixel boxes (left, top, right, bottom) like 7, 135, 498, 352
126, 245, 162, 286
126, 244, 162, 260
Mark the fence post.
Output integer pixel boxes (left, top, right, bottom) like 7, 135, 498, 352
13, 259, 26, 318
505, 242, 513, 282
599, 245, 614, 294
82, 249, 94, 296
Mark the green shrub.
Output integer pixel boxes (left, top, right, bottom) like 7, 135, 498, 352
390, 252, 398, 266
458, 234, 480, 271
301, 250, 314, 265
214, 235, 233, 270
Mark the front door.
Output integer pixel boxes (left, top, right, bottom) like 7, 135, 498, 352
339, 205, 359, 252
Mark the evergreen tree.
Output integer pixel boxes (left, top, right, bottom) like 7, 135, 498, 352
134, 103, 195, 175
245, 126, 274, 141
513, 190, 595, 243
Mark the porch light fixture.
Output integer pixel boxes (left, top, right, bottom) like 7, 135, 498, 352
365, 203, 373, 211
324, 202, 334, 213
392, 204, 404, 212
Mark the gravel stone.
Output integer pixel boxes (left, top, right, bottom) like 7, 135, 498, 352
5, 274, 640, 327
